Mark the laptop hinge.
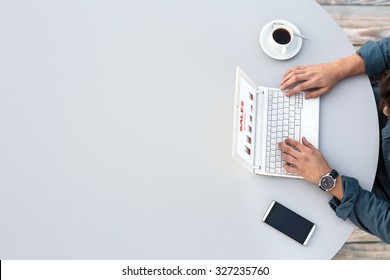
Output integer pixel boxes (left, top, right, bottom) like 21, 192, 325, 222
253, 87, 265, 169
256, 88, 264, 95
254, 166, 262, 175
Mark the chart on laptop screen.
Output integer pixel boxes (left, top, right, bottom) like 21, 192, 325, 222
236, 75, 257, 164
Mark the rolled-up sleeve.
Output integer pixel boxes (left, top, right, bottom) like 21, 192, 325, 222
357, 38, 390, 77
329, 176, 390, 243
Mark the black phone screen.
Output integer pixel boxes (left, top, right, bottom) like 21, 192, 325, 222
263, 201, 316, 245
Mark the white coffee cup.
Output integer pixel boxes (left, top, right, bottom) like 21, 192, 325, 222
270, 24, 294, 55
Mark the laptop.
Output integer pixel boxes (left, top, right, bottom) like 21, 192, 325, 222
232, 67, 320, 178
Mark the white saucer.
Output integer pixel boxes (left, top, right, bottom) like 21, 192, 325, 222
259, 20, 303, 60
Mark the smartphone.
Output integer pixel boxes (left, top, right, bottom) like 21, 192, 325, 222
262, 201, 316, 245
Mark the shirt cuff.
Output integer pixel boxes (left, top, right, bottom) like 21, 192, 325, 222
329, 176, 360, 220
357, 41, 387, 77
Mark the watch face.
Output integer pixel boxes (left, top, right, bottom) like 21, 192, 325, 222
320, 175, 335, 190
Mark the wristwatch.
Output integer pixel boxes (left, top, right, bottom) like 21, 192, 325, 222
318, 169, 339, 192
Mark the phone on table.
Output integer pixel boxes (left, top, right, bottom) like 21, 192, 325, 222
262, 200, 316, 246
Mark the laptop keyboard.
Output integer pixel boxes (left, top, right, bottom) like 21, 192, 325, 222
265, 90, 303, 175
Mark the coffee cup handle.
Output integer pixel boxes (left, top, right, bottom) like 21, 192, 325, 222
280, 46, 287, 55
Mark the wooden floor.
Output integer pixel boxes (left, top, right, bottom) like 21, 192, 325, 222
315, 0, 390, 259
333, 228, 390, 259
318, 0, 390, 46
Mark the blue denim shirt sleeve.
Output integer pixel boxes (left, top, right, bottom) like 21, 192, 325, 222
329, 121, 390, 243
357, 38, 390, 76
329, 176, 390, 244
328, 38, 390, 243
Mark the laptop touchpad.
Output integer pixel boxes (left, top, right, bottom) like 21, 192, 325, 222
302, 127, 318, 148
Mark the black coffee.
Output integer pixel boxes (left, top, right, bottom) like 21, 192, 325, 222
272, 28, 291, 45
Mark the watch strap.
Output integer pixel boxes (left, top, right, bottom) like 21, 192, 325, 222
329, 169, 339, 179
